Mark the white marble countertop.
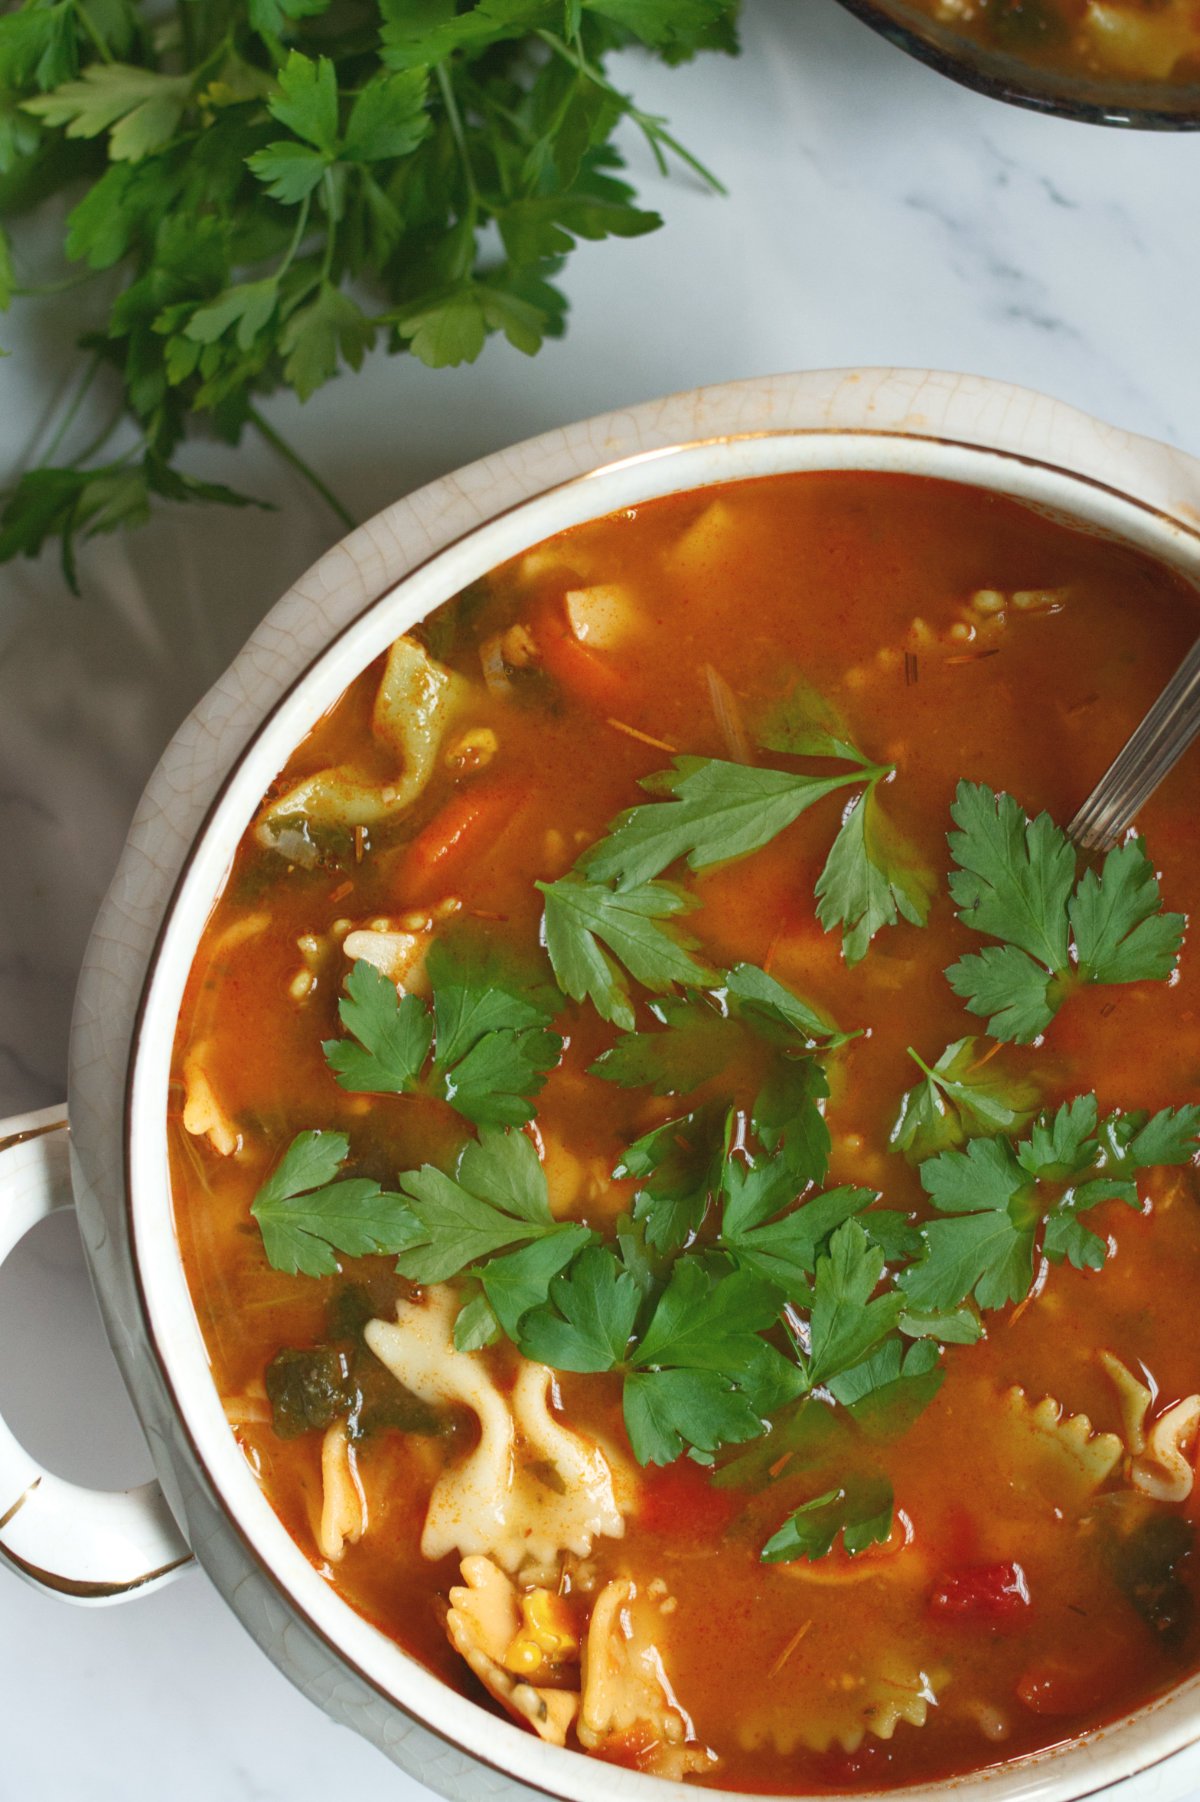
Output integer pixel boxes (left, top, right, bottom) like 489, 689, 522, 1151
3, 1, 1200, 1797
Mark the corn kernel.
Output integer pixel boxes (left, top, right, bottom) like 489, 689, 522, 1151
502, 1589, 579, 1673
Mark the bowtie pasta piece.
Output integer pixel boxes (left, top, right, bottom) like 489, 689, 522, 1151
365, 1288, 627, 1570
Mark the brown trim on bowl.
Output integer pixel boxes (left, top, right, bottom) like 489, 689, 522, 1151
122, 425, 1200, 1802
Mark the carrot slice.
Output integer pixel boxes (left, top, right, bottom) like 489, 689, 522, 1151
400, 779, 523, 902
536, 599, 629, 712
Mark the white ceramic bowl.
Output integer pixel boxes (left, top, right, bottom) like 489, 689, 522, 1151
4, 369, 1200, 1802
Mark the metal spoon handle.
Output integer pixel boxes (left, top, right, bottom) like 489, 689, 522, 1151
1068, 636, 1200, 852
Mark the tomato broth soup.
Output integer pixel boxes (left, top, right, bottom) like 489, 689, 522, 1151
910, 0, 1200, 84
171, 471, 1200, 1793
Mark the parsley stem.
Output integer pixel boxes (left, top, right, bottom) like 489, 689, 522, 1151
277, 194, 313, 280
11, 270, 100, 298
72, 409, 124, 468
435, 62, 480, 211
248, 407, 356, 533
536, 30, 726, 195
73, 0, 114, 63
319, 171, 338, 281
41, 353, 105, 465
634, 117, 727, 196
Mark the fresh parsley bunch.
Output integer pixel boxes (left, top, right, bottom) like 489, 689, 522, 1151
0, 0, 737, 583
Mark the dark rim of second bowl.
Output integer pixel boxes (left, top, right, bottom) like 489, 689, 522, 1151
833, 0, 1200, 129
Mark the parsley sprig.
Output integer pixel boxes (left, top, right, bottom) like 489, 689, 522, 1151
538, 705, 933, 1028
759, 682, 936, 963
761, 1472, 894, 1564
0, 0, 736, 583
593, 961, 856, 1224
890, 1038, 1039, 1164
249, 1129, 418, 1277
581, 742, 933, 966
899, 1096, 1200, 1313
946, 782, 1186, 1042
536, 871, 714, 1031
324, 936, 562, 1125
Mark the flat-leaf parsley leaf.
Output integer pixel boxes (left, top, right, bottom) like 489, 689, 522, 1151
251, 1130, 419, 1277
945, 783, 1185, 1042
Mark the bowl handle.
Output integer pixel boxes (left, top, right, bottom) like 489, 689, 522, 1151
0, 1103, 193, 1605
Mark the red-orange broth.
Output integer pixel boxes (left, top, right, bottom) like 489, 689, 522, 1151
907, 0, 1200, 85
171, 472, 1200, 1793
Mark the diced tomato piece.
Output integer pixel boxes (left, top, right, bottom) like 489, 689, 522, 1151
929, 1561, 1031, 1624
638, 1459, 740, 1539
1016, 1657, 1120, 1718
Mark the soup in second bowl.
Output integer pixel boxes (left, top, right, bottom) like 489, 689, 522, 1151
909, 0, 1200, 82
171, 470, 1200, 1793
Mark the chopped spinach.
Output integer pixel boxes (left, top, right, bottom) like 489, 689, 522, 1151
265, 1346, 353, 1440
265, 1279, 447, 1442
1112, 1513, 1195, 1652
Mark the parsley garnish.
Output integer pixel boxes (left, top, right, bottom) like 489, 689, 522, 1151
835, 1337, 951, 1435
520, 1247, 805, 1466
945, 783, 1186, 1042
324, 937, 562, 1125
815, 788, 936, 966
718, 1158, 881, 1302
244, 753, 1198, 1545
760, 680, 935, 963
580, 738, 933, 971
516, 1244, 642, 1373
394, 1126, 592, 1288
250, 1130, 418, 1277
592, 964, 852, 1185
891, 1038, 1039, 1163
537, 872, 715, 1031
1, 1, 736, 583
723, 961, 853, 1044
805, 1218, 905, 1393
761, 1472, 894, 1564
582, 756, 872, 890
899, 1097, 1200, 1313
614, 1101, 731, 1254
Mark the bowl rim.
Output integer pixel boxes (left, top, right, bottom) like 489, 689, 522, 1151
123, 416, 1200, 1802
832, 0, 1200, 129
